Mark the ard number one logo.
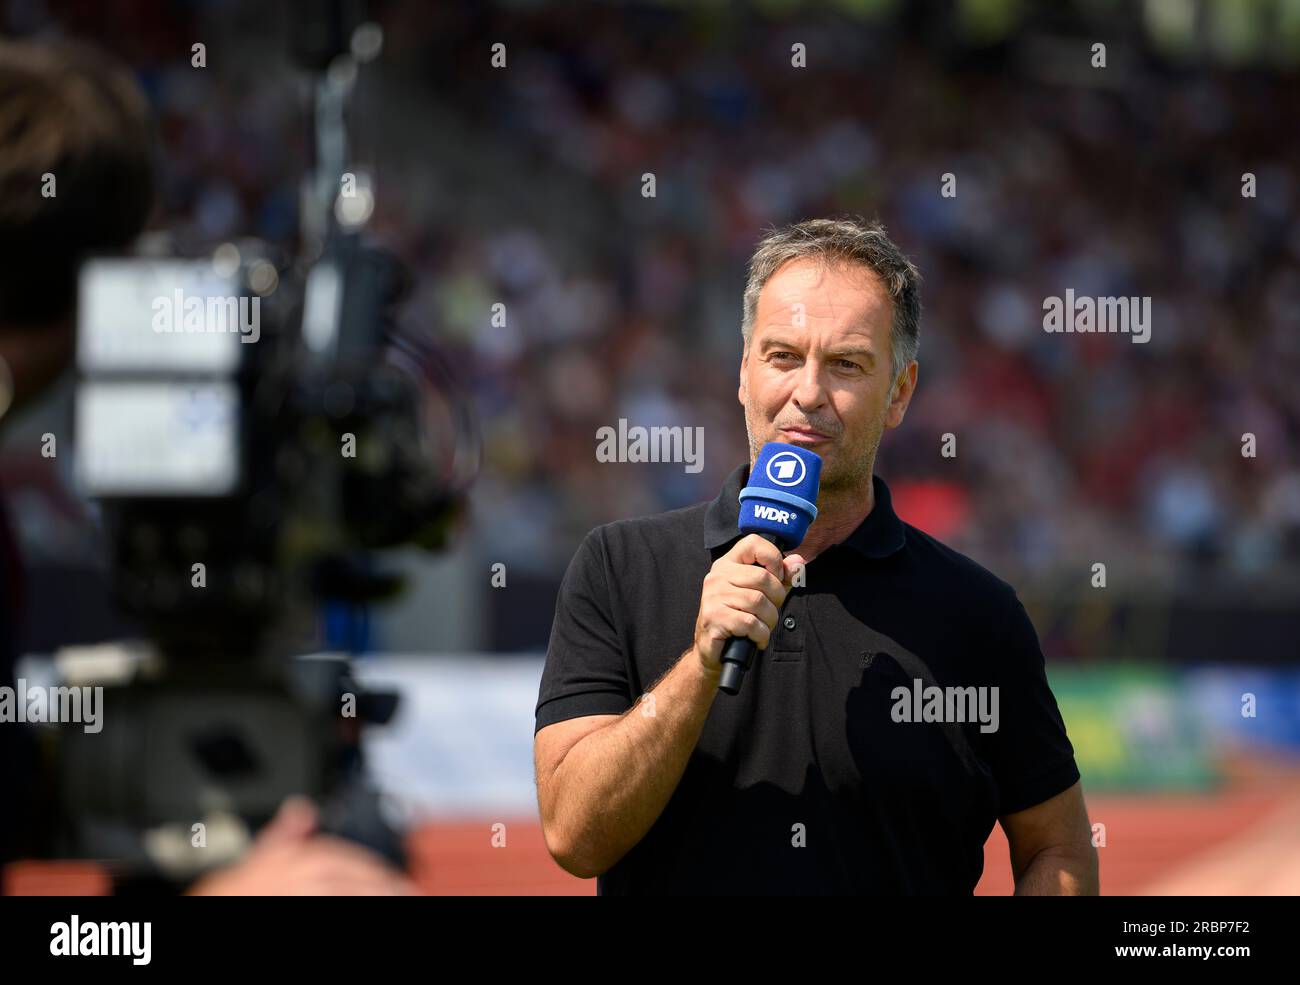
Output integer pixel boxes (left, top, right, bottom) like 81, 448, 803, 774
766, 451, 806, 487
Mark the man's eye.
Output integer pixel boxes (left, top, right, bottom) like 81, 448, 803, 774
836, 359, 861, 370
771, 352, 797, 362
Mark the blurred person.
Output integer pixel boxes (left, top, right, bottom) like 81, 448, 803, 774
534, 217, 1098, 894
0, 38, 414, 896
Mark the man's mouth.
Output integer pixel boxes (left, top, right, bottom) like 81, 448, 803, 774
779, 426, 832, 444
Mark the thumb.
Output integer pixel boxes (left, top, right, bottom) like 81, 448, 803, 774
782, 554, 806, 585
254, 795, 318, 849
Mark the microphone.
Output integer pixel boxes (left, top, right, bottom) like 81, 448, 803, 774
717, 442, 822, 695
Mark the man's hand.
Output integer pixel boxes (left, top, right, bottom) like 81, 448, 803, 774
693, 533, 805, 674
186, 796, 419, 896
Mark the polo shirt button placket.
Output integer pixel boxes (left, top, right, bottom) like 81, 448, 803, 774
772, 592, 806, 659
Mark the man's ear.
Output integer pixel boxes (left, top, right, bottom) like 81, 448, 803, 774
884, 360, 918, 430
738, 349, 748, 405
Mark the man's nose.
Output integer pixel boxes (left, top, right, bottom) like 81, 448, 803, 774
791, 359, 828, 411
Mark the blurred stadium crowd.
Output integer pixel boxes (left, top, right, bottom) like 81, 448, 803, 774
3, 0, 1299, 620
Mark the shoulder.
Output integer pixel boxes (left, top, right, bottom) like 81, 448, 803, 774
898, 525, 1050, 677
584, 500, 711, 560
899, 521, 1021, 614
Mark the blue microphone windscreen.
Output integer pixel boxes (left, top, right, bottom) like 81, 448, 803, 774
737, 442, 822, 549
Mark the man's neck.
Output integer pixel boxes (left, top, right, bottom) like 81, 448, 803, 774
798, 483, 874, 563
758, 465, 875, 565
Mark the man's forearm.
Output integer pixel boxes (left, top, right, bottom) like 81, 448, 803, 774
1013, 847, 1100, 895
546, 647, 720, 877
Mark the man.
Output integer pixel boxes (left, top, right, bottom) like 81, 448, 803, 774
0, 38, 413, 894
534, 216, 1098, 895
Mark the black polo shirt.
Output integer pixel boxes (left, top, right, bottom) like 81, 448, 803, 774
535, 462, 1080, 895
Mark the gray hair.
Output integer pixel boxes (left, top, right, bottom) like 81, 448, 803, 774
741, 216, 922, 382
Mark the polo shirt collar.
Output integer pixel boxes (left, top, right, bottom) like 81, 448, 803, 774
702, 461, 907, 559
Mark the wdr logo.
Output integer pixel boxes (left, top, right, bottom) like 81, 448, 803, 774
753, 504, 793, 525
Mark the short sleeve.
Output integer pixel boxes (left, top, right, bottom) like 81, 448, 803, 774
534, 527, 633, 734
984, 589, 1081, 816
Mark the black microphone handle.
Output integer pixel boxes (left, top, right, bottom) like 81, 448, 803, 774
717, 531, 788, 696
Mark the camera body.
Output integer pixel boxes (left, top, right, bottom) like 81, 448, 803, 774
52, 217, 474, 885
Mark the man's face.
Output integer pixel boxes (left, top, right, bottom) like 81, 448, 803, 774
739, 257, 917, 493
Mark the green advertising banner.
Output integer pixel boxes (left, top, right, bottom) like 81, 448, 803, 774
1047, 663, 1217, 791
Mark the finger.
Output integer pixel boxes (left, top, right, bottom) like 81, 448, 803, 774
727, 565, 788, 606
782, 554, 806, 586
722, 607, 771, 649
729, 534, 784, 579
725, 589, 779, 630
255, 796, 318, 848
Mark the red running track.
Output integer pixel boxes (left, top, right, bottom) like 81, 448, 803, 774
403, 786, 1296, 896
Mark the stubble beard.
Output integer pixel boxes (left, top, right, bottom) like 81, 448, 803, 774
743, 397, 880, 498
